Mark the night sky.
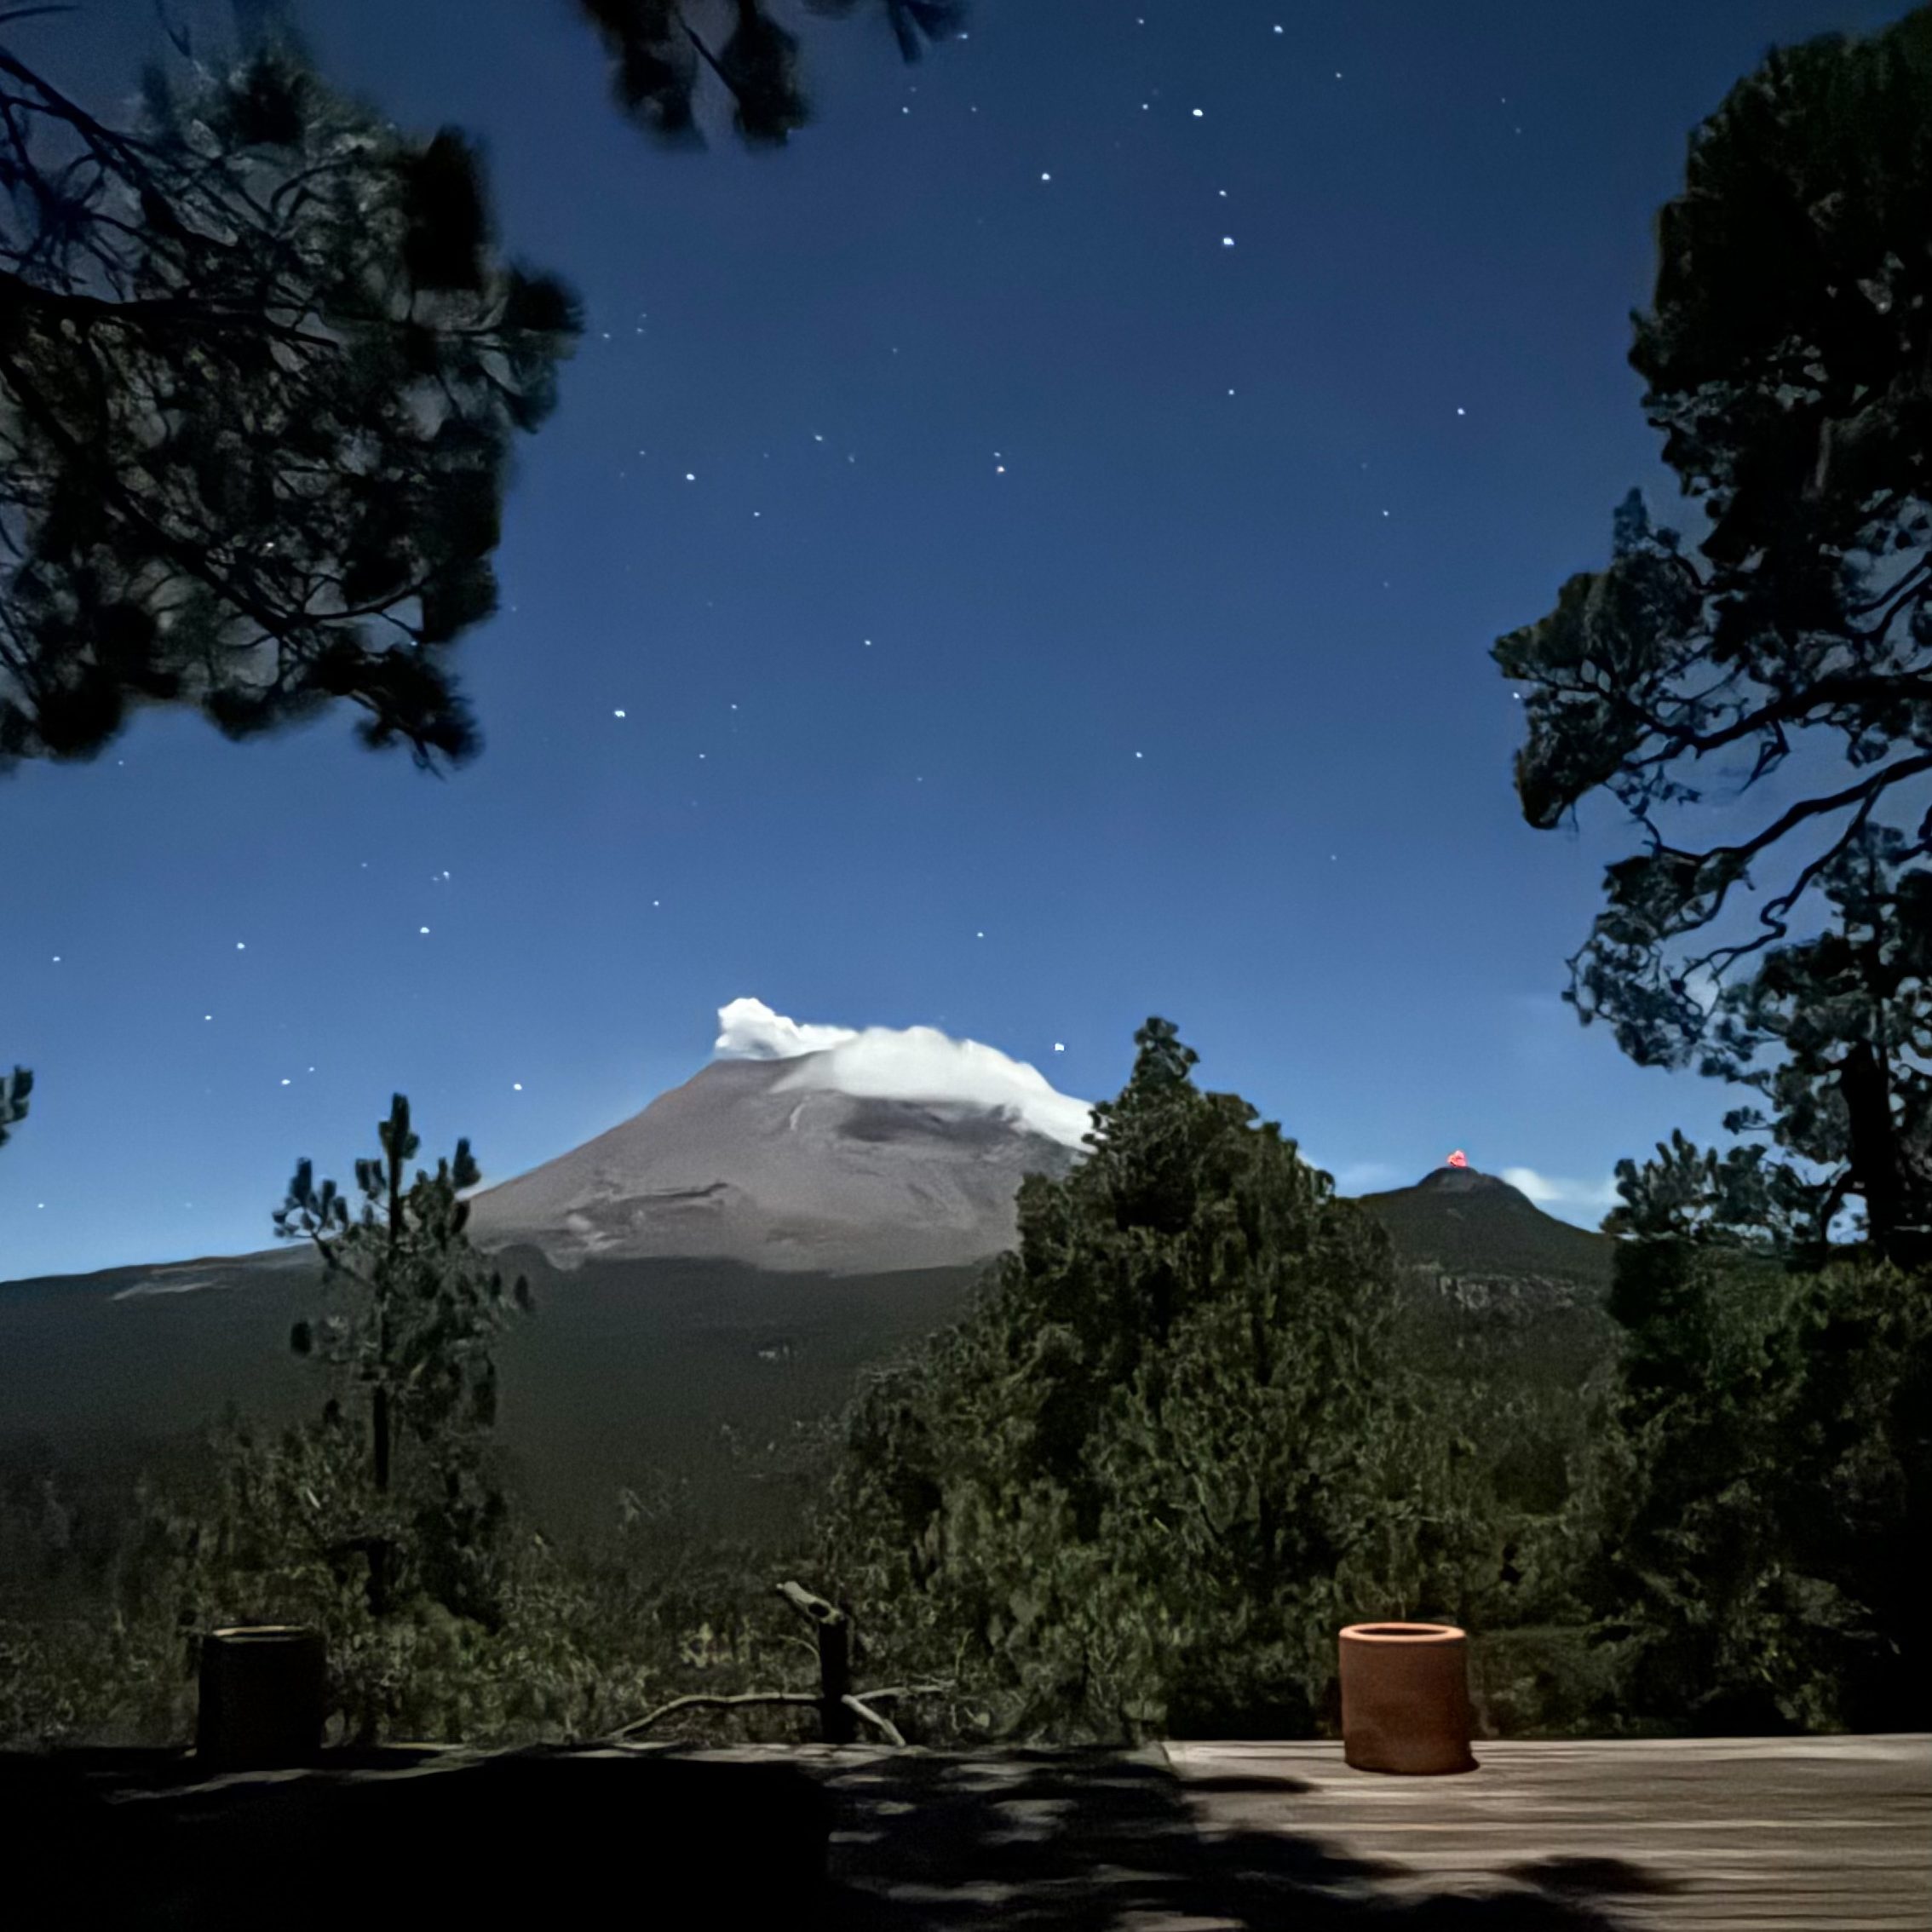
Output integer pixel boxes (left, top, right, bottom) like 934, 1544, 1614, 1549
2, 0, 1913, 1283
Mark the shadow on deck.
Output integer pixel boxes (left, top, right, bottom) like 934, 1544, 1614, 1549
6, 1734, 1925, 1929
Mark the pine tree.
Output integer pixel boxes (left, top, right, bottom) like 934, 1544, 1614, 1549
803, 1018, 1464, 1745
1571, 1232, 1932, 1733
1492, 7, 1932, 1272
273, 1094, 534, 1633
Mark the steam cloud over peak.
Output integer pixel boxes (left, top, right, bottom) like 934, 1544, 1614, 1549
713, 997, 1096, 1152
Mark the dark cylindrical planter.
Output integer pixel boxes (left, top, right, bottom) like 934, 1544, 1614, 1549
196, 1625, 325, 1771
1337, 1622, 1477, 1774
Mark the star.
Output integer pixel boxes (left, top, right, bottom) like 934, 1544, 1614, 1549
1457, 406, 1466, 416
1053, 1043, 1065, 1052
236, 941, 245, 951
685, 473, 696, 481
615, 709, 625, 717
419, 927, 430, 935
513, 1083, 523, 1091
1222, 237, 1235, 247
1192, 108, 1204, 118
1041, 171, 1051, 181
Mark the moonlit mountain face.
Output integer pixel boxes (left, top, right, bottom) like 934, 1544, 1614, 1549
463, 1002, 1095, 1276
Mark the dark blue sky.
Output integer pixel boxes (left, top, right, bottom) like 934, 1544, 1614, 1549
2, 0, 1912, 1280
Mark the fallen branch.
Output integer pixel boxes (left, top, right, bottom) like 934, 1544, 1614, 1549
595, 1578, 960, 1749
597, 1681, 957, 1749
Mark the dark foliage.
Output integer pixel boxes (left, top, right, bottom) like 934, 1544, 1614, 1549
0, 32, 581, 779
0, 1061, 27, 1149
1493, 7, 1932, 1269
572, 0, 966, 149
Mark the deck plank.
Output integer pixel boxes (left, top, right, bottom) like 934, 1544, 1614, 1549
654, 1734, 1929, 1929
1160, 1736, 1932, 1931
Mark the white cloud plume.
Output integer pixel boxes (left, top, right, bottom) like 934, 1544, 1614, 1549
713, 997, 1097, 1150
1501, 1165, 1623, 1212
714, 998, 858, 1061
1331, 1159, 1401, 1193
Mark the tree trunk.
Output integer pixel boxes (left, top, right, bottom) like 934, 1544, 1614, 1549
1842, 1042, 1908, 1265
819, 1607, 855, 1744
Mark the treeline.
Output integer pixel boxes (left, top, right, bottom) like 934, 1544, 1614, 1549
3, 1017, 1926, 1749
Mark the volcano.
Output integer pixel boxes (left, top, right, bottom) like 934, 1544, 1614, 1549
1349, 1162, 1616, 1298
461, 1049, 1088, 1277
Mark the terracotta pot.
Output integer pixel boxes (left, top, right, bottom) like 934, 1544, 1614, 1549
1337, 1622, 1477, 1774
195, 1624, 325, 1770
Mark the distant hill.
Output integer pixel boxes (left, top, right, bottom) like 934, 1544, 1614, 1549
1350, 1164, 1617, 1304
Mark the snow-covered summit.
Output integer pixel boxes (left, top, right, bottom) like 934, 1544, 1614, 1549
460, 1000, 1095, 1275
712, 997, 1096, 1153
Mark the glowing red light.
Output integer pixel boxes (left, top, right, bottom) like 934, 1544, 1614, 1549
1445, 1150, 1469, 1169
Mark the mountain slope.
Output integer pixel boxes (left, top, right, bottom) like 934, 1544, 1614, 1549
462, 1052, 1087, 1277
1350, 1164, 1617, 1300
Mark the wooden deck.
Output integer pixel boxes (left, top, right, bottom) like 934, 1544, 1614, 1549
18, 1732, 1928, 1927
650, 1732, 1931, 1929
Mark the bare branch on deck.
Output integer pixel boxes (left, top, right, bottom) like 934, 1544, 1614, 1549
594, 1578, 961, 1749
